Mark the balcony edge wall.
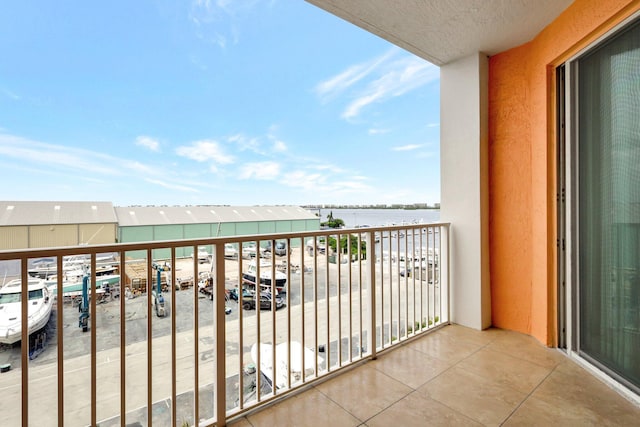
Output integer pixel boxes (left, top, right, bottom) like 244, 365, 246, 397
440, 52, 491, 330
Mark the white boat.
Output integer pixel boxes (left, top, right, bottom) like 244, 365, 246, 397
28, 254, 118, 280
251, 341, 323, 389
45, 274, 119, 298
0, 278, 54, 345
242, 261, 287, 294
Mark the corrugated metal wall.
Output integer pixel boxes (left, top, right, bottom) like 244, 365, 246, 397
118, 219, 320, 261
0, 226, 29, 249
30, 224, 78, 248
0, 223, 116, 250
79, 223, 117, 245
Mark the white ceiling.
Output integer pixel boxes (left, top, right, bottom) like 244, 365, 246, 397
307, 0, 574, 66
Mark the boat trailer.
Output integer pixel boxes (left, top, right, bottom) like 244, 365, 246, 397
78, 275, 90, 332
151, 262, 168, 317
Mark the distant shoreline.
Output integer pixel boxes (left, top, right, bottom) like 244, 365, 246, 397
302, 205, 440, 210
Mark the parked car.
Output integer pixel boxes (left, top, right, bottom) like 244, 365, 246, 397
242, 243, 258, 258
224, 243, 238, 259
274, 241, 288, 256
191, 247, 210, 263
264, 240, 289, 256
305, 238, 326, 255
241, 292, 285, 311
228, 287, 254, 301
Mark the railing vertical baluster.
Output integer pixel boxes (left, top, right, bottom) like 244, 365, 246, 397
120, 250, 126, 427
427, 227, 432, 329
255, 247, 261, 401
400, 230, 404, 339
170, 248, 177, 427
238, 248, 245, 408
270, 242, 276, 397
367, 232, 376, 360
337, 232, 342, 367
91, 254, 97, 427
214, 244, 227, 426
325, 233, 329, 371
286, 238, 292, 389
379, 233, 384, 350
438, 226, 442, 324
358, 233, 363, 358
146, 251, 152, 426
446, 225, 451, 325
419, 229, 423, 333
387, 231, 391, 347
21, 257, 28, 427
192, 247, 199, 424
313, 238, 318, 374
404, 230, 409, 339
347, 234, 352, 363
57, 255, 64, 426
300, 238, 306, 383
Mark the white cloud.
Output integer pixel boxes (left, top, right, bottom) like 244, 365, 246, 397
282, 170, 326, 190
426, 122, 439, 128
145, 178, 199, 193
342, 56, 439, 120
273, 140, 287, 152
189, 0, 260, 50
315, 49, 396, 101
392, 144, 423, 151
280, 170, 372, 195
175, 139, 234, 164
239, 161, 281, 180
1, 88, 20, 100
310, 164, 344, 173
125, 160, 156, 175
228, 133, 262, 153
0, 134, 123, 176
368, 128, 390, 135
135, 135, 160, 152
315, 48, 438, 121
0, 132, 221, 201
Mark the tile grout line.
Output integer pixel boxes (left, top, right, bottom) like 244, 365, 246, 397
357, 335, 497, 425
311, 382, 367, 425
498, 362, 561, 426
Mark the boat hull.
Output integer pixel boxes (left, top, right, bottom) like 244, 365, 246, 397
0, 279, 54, 345
242, 273, 287, 293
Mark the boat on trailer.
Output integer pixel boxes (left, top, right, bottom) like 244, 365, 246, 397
45, 274, 120, 298
0, 278, 53, 345
242, 261, 287, 294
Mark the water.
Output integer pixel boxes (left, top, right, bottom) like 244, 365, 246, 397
312, 208, 442, 257
315, 208, 440, 228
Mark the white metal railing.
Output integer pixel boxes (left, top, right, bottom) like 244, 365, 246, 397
0, 223, 449, 427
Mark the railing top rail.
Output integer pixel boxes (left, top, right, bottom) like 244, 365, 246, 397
0, 222, 450, 260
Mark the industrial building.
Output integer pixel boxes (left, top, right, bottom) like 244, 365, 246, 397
0, 202, 320, 254
0, 201, 118, 249
115, 205, 319, 259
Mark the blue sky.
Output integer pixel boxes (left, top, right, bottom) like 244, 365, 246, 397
0, 0, 440, 207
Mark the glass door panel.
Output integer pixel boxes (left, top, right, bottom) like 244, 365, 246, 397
577, 19, 640, 392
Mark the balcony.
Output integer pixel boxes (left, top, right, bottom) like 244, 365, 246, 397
229, 324, 640, 426
0, 222, 638, 426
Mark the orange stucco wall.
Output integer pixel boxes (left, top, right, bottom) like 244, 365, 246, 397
489, 0, 640, 345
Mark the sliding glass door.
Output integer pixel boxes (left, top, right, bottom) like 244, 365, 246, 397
575, 18, 640, 392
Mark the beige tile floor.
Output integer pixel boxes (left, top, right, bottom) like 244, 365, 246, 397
227, 325, 640, 427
